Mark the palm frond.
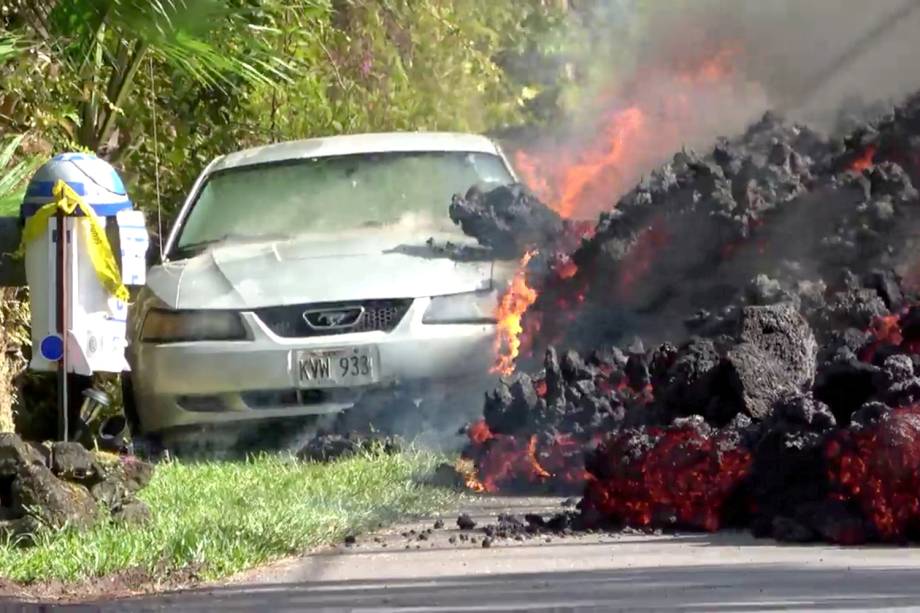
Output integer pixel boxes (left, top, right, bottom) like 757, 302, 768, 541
0, 33, 23, 64
49, 0, 287, 88
0, 136, 42, 216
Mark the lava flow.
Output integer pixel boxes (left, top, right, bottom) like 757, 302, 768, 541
454, 86, 920, 544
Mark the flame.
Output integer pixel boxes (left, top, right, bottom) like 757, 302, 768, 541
492, 250, 539, 375
468, 419, 493, 445
860, 309, 920, 362
515, 150, 553, 204
464, 428, 586, 493
849, 145, 877, 173
678, 45, 739, 84
557, 107, 646, 219
513, 43, 747, 220
455, 457, 487, 493
526, 435, 551, 479
553, 256, 578, 280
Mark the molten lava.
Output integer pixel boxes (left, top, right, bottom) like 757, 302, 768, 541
492, 251, 539, 375
461, 419, 563, 493
582, 424, 752, 532
826, 405, 920, 543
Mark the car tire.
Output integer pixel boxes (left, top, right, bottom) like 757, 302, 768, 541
120, 372, 166, 460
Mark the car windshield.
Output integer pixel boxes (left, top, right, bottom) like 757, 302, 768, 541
171, 150, 513, 259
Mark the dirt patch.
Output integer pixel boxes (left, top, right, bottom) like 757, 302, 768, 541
0, 562, 203, 604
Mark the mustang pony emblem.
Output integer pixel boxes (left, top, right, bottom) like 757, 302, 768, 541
303, 307, 364, 329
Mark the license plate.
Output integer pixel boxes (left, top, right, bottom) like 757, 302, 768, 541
296, 347, 379, 388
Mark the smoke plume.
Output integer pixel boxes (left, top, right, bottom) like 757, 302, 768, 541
505, 0, 920, 221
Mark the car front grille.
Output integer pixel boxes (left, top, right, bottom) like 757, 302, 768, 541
255, 298, 413, 338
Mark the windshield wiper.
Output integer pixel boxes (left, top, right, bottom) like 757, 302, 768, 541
169, 232, 291, 260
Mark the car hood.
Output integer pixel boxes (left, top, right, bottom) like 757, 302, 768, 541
146, 230, 497, 309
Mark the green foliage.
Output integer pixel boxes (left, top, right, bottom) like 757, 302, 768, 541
264, 0, 563, 135
115, 0, 568, 219
0, 286, 29, 433
0, 450, 455, 583
0, 134, 41, 215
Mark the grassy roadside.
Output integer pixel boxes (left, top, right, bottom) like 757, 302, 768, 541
0, 450, 456, 584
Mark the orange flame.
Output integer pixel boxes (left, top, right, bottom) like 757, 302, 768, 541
526, 434, 551, 479
553, 256, 578, 280
515, 150, 553, 203
455, 456, 487, 493
492, 250, 539, 375
555, 107, 646, 219
468, 419, 493, 445
513, 42, 748, 220
850, 145, 877, 173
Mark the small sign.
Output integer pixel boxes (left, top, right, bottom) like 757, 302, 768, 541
39, 334, 64, 361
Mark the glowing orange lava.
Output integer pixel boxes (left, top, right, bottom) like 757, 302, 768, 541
492, 250, 539, 375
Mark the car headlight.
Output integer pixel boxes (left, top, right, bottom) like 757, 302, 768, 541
422, 290, 498, 324
141, 308, 247, 343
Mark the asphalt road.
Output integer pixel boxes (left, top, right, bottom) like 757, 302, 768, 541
17, 496, 920, 612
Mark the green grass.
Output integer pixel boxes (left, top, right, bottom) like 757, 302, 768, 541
0, 450, 456, 584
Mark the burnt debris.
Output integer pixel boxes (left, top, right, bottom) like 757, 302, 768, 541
449, 184, 564, 259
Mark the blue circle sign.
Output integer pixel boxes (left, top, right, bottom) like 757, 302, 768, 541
39, 335, 64, 361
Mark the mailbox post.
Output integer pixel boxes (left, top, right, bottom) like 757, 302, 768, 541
20, 153, 149, 440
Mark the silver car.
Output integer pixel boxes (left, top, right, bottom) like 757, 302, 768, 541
124, 132, 516, 442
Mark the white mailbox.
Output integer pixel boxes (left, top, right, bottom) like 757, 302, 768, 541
20, 153, 148, 375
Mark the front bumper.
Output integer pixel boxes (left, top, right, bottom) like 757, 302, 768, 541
128, 297, 496, 433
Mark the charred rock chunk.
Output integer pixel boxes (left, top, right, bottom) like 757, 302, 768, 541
561, 350, 594, 382
654, 337, 722, 419
721, 304, 818, 420
821, 289, 889, 331
750, 394, 836, 539
544, 347, 565, 404
851, 401, 892, 428
448, 184, 564, 258
813, 358, 883, 425
863, 269, 905, 311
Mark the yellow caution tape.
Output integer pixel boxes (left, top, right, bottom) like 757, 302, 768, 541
18, 180, 130, 303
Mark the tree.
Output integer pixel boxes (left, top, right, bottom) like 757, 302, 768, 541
5, 0, 287, 154
0, 135, 38, 433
